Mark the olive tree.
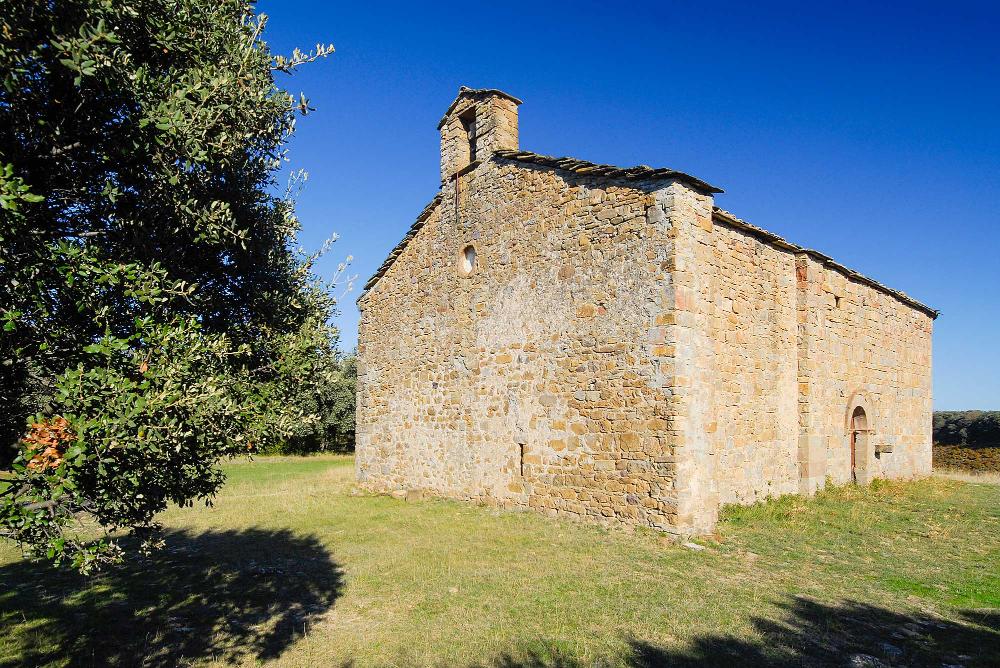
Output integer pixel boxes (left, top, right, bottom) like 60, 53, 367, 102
0, 0, 339, 572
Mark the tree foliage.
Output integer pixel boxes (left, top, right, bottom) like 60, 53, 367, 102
273, 353, 356, 454
0, 0, 338, 572
933, 411, 1000, 448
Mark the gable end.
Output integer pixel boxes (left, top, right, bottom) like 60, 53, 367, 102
358, 194, 442, 303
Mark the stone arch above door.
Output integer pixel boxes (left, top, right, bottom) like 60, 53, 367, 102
846, 391, 879, 484
845, 391, 877, 434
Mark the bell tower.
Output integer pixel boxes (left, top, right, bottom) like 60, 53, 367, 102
438, 87, 521, 183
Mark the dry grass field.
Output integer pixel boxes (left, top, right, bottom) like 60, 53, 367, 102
1, 455, 998, 667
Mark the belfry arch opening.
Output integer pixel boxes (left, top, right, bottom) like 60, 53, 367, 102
459, 109, 477, 165
851, 406, 868, 431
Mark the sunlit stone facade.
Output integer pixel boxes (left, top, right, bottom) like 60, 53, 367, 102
355, 87, 936, 534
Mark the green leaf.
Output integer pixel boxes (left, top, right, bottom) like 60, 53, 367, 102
1, 0, 341, 574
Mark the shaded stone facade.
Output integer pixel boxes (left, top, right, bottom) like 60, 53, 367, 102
355, 87, 936, 535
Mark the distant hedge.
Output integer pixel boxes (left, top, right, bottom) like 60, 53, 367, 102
933, 445, 1000, 473
933, 411, 1000, 447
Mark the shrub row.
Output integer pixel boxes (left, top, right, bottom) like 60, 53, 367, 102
933, 411, 1000, 447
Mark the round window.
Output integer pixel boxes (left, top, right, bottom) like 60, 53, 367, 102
459, 244, 477, 276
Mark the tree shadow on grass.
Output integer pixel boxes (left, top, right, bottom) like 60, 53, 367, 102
477, 596, 1000, 668
0, 528, 343, 667
961, 608, 1000, 634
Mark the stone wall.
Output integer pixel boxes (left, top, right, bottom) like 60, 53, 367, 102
682, 213, 801, 512
357, 88, 934, 536
357, 155, 710, 531
796, 256, 934, 487
439, 89, 519, 183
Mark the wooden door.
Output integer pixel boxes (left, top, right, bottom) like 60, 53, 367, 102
850, 430, 857, 482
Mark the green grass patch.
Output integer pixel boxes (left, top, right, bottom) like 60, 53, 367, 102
1, 456, 998, 667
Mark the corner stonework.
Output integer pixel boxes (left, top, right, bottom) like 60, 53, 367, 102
652, 180, 719, 535
796, 255, 827, 495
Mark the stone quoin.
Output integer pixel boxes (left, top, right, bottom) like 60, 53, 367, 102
354, 86, 937, 535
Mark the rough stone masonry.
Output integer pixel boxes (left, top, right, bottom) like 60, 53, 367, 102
355, 87, 937, 535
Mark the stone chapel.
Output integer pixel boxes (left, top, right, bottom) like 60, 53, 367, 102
355, 87, 936, 534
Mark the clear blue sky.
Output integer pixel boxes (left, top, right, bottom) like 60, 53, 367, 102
258, 0, 1000, 410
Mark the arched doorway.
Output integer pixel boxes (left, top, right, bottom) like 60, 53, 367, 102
850, 405, 869, 483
